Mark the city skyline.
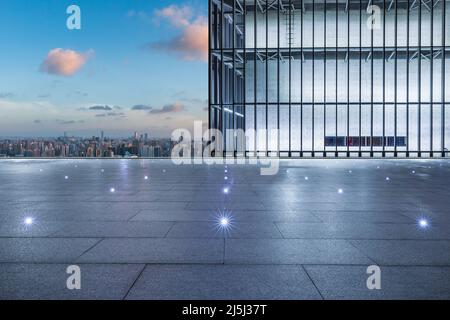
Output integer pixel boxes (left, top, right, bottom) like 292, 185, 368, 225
0, 0, 208, 138
0, 133, 175, 158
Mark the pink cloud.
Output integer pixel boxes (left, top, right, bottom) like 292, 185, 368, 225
149, 6, 208, 63
150, 102, 186, 114
154, 5, 192, 28
40, 48, 93, 76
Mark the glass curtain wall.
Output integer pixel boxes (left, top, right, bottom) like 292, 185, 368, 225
209, 0, 450, 157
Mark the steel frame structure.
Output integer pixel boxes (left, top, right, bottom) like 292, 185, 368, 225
209, 0, 449, 157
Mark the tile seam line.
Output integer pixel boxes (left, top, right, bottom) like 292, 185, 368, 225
345, 239, 380, 265
3, 237, 450, 241
127, 209, 144, 222
163, 222, 177, 238
300, 265, 325, 300
73, 238, 105, 262
2, 262, 450, 268
122, 264, 147, 300
273, 222, 285, 239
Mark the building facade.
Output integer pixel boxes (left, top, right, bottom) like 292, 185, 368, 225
209, 0, 450, 157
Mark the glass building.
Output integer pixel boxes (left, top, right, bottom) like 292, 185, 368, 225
209, 0, 450, 157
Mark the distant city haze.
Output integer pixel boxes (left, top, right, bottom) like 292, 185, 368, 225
0, 134, 175, 158
0, 0, 207, 138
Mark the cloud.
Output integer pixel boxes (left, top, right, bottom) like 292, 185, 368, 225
33, 119, 41, 124
150, 102, 185, 114
95, 112, 125, 118
0, 92, 14, 99
95, 112, 126, 121
131, 104, 153, 111
56, 119, 85, 125
40, 48, 94, 76
145, 5, 207, 62
154, 5, 192, 28
89, 105, 113, 111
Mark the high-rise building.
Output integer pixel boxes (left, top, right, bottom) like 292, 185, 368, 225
209, 0, 449, 157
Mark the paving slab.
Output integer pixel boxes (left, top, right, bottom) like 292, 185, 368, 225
304, 265, 450, 299
0, 263, 144, 300
126, 265, 322, 300
77, 238, 224, 264
225, 239, 373, 264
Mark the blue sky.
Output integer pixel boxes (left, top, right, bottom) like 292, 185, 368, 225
0, 0, 208, 137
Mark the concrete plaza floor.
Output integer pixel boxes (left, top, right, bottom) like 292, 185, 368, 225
0, 159, 450, 300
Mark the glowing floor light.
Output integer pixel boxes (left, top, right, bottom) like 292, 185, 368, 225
64, 176, 69, 180
223, 187, 229, 194
418, 218, 429, 228
24, 217, 33, 225
220, 218, 229, 227
110, 188, 115, 193
304, 177, 309, 181
144, 176, 149, 180
214, 210, 234, 233
338, 188, 344, 194
386, 177, 390, 181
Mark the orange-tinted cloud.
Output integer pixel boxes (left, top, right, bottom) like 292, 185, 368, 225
150, 102, 185, 114
149, 6, 208, 62
40, 48, 93, 76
